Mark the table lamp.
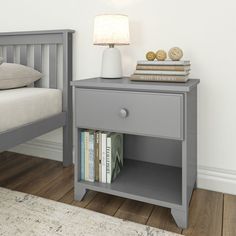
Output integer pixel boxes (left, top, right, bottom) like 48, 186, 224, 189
93, 14, 130, 79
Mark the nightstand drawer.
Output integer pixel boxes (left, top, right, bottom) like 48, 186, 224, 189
75, 89, 184, 139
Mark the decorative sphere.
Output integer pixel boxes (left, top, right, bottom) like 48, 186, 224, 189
168, 47, 183, 61
146, 51, 156, 61
156, 50, 167, 61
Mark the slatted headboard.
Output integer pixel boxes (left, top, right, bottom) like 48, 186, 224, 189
0, 30, 75, 165
0, 29, 74, 116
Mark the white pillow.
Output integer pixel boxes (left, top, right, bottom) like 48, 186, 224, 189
0, 57, 3, 65
0, 63, 42, 89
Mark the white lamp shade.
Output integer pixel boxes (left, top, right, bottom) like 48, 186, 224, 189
93, 14, 130, 45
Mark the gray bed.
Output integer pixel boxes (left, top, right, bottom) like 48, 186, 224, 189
0, 30, 74, 166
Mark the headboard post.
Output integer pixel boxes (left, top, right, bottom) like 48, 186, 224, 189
62, 31, 73, 166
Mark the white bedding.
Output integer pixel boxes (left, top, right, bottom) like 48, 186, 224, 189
0, 87, 62, 132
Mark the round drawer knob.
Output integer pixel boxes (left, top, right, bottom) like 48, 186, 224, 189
119, 108, 128, 118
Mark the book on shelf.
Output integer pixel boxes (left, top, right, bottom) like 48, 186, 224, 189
107, 133, 124, 183
134, 70, 189, 76
80, 131, 85, 180
106, 135, 112, 183
136, 64, 190, 71
137, 60, 190, 66
84, 131, 90, 181
80, 130, 123, 184
88, 132, 95, 182
101, 132, 107, 183
98, 132, 102, 182
94, 131, 99, 182
130, 74, 189, 82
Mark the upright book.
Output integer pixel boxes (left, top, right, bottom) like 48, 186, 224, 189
94, 131, 99, 182
106, 133, 124, 183
101, 132, 107, 183
80, 131, 85, 180
88, 132, 95, 182
98, 132, 103, 182
84, 131, 90, 181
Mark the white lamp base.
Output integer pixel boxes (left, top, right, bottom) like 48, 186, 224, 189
101, 47, 122, 79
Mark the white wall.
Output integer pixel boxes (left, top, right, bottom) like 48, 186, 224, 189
2, 0, 236, 194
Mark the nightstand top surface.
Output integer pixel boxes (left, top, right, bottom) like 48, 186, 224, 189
71, 77, 200, 93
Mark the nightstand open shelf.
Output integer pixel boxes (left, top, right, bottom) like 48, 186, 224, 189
76, 158, 182, 208
72, 77, 200, 228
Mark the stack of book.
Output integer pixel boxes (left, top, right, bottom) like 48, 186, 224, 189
130, 60, 191, 82
80, 130, 123, 184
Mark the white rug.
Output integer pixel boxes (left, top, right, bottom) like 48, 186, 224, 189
0, 187, 181, 236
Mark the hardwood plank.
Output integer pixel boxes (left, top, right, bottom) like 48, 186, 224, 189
36, 165, 74, 200
86, 192, 125, 216
115, 199, 154, 224
0, 155, 43, 186
147, 206, 182, 234
182, 189, 223, 236
0, 152, 30, 171
223, 194, 236, 236
59, 189, 74, 204
6, 160, 59, 190
14, 161, 63, 195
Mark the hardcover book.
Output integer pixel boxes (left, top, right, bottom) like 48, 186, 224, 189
98, 132, 102, 182
101, 132, 107, 183
130, 74, 189, 82
106, 135, 112, 183
107, 133, 124, 183
136, 64, 190, 71
137, 60, 190, 66
94, 131, 99, 182
84, 131, 90, 181
88, 132, 95, 182
134, 70, 189, 76
80, 131, 85, 180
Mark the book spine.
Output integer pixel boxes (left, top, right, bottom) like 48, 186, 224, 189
80, 131, 85, 180
106, 136, 112, 184
134, 70, 189, 76
130, 74, 188, 82
98, 132, 102, 182
136, 65, 189, 71
88, 132, 95, 182
101, 133, 107, 183
94, 131, 99, 182
84, 131, 90, 181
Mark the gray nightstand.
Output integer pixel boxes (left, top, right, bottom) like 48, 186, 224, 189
71, 77, 200, 228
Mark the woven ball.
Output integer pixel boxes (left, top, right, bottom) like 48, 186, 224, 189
146, 51, 156, 61
156, 50, 167, 61
168, 47, 183, 61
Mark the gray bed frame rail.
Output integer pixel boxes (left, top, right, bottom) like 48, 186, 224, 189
0, 29, 74, 166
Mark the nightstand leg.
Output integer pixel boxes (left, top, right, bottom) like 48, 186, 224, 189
171, 208, 188, 229
74, 185, 87, 201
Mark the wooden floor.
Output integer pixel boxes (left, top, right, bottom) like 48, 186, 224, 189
0, 152, 235, 236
